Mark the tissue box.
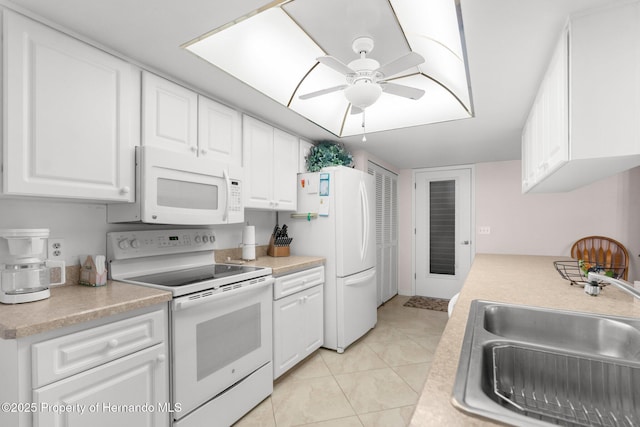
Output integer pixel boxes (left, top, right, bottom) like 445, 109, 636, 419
79, 255, 107, 287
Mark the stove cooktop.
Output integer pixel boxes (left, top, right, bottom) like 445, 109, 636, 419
128, 264, 265, 288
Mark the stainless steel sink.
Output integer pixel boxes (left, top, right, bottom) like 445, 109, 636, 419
452, 300, 640, 426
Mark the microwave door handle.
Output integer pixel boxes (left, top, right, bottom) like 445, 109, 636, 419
223, 169, 231, 222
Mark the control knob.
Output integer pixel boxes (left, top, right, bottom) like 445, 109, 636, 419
118, 239, 130, 250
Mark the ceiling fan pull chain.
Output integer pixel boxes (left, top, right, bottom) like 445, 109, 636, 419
362, 110, 367, 142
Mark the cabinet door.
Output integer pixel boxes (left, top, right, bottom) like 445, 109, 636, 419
243, 116, 274, 209
540, 28, 569, 178
198, 96, 242, 165
273, 295, 303, 379
3, 11, 138, 202
142, 72, 198, 154
273, 284, 324, 379
302, 285, 323, 354
33, 344, 169, 427
272, 129, 298, 211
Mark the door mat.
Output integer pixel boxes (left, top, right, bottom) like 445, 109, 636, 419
403, 296, 450, 312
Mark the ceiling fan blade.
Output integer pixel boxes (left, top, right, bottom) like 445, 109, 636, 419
375, 52, 425, 79
380, 82, 425, 100
298, 85, 347, 100
317, 56, 354, 76
350, 105, 363, 115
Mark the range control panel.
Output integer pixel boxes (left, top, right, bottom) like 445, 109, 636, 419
107, 229, 216, 260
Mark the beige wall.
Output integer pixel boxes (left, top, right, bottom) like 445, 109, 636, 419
397, 161, 640, 295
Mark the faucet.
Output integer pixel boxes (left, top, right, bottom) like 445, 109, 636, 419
587, 272, 640, 299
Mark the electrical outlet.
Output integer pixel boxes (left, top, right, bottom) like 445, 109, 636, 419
479, 226, 491, 235
48, 238, 64, 258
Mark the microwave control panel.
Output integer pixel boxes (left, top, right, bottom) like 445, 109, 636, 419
229, 180, 242, 212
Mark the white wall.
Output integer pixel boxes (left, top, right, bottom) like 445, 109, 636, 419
396, 161, 640, 295
0, 198, 276, 266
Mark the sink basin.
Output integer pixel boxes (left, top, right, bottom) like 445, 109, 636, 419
484, 304, 640, 360
453, 300, 640, 426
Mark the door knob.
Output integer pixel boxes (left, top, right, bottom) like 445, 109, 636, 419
461, 240, 470, 245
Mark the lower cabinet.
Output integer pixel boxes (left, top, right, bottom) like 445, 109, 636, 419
33, 344, 167, 427
0, 305, 169, 427
272, 266, 324, 379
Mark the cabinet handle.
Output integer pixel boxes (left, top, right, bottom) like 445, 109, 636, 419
190, 146, 197, 153
119, 186, 130, 195
108, 339, 119, 348
200, 149, 207, 155
157, 354, 166, 363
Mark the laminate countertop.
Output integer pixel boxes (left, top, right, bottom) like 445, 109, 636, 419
410, 253, 640, 426
242, 255, 325, 277
0, 282, 172, 339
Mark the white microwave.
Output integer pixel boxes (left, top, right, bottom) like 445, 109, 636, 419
108, 146, 244, 225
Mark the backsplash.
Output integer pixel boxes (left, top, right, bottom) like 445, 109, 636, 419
0, 198, 277, 266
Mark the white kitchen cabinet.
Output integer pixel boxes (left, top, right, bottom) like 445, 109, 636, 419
299, 140, 313, 173
0, 305, 169, 427
3, 10, 139, 202
522, 2, 640, 193
198, 95, 242, 166
142, 71, 198, 154
273, 266, 324, 379
243, 115, 298, 210
33, 344, 167, 427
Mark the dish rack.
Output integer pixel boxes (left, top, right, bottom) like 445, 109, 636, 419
554, 260, 626, 287
492, 345, 640, 427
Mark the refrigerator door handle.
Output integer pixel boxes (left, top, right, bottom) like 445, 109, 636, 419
344, 269, 376, 287
360, 180, 369, 261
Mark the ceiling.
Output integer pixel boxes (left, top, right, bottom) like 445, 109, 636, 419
4, 0, 619, 169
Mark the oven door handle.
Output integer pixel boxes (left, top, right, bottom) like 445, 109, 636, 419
173, 277, 274, 311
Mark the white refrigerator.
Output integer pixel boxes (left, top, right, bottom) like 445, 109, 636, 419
288, 166, 376, 353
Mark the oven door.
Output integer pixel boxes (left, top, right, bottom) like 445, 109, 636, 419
141, 146, 243, 225
171, 277, 273, 418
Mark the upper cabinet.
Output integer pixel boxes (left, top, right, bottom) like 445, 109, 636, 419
522, 2, 640, 193
3, 10, 140, 202
142, 72, 198, 154
142, 72, 242, 166
198, 95, 242, 166
243, 116, 298, 211
299, 140, 313, 173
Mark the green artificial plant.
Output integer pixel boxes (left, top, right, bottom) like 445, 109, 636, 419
305, 141, 354, 172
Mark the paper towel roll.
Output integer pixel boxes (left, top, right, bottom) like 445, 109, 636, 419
242, 226, 255, 245
242, 244, 256, 261
242, 225, 256, 260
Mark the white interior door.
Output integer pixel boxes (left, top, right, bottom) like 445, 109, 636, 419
414, 167, 473, 299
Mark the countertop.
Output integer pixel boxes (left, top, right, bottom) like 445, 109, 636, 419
0, 281, 172, 339
241, 255, 325, 277
409, 253, 640, 426
0, 253, 323, 340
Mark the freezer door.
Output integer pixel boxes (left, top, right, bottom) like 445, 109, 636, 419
336, 268, 377, 352
335, 169, 375, 277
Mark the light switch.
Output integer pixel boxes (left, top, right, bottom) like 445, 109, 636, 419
479, 226, 491, 235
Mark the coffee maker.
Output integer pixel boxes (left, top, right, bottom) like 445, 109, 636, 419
0, 229, 66, 304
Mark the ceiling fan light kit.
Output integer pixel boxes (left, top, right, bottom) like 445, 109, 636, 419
184, 0, 473, 138
300, 35, 425, 112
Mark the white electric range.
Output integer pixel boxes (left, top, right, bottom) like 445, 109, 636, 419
107, 229, 273, 427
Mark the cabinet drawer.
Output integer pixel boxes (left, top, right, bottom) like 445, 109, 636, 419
273, 266, 324, 300
32, 310, 165, 388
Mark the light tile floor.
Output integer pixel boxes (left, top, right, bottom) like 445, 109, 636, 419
234, 295, 449, 427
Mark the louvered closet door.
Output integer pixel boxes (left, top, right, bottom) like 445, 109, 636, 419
368, 162, 398, 305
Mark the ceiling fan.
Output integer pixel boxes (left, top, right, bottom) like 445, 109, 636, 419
299, 36, 426, 114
